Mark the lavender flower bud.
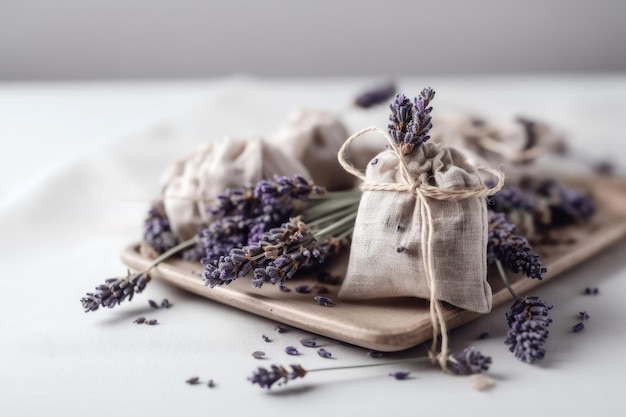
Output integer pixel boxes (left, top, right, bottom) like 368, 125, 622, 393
81, 272, 150, 312
143, 202, 178, 254
504, 296, 553, 363
248, 365, 307, 389
447, 346, 492, 375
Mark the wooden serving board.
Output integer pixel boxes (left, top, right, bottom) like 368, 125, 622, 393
121, 176, 626, 352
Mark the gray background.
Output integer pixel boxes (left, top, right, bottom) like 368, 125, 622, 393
1, 0, 625, 80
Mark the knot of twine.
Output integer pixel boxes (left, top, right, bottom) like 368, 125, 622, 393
338, 126, 504, 371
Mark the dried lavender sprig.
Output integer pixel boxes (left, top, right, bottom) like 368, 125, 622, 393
81, 238, 196, 312
249, 347, 491, 389
487, 210, 546, 280
388, 89, 435, 155
143, 202, 178, 254
534, 179, 595, 225
495, 259, 553, 364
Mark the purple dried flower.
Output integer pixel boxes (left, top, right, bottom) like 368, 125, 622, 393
584, 287, 599, 295
487, 211, 546, 280
133, 317, 146, 324
248, 364, 307, 390
535, 179, 595, 225
207, 380, 215, 388
81, 272, 150, 312
262, 335, 271, 342
504, 296, 553, 363
143, 202, 178, 254
579, 311, 590, 320
447, 346, 492, 375
284, 346, 299, 356
388, 89, 435, 155
389, 372, 411, 380
161, 298, 172, 308
314, 296, 335, 307
354, 82, 397, 108
300, 338, 317, 348
252, 351, 266, 359
572, 322, 585, 333
317, 348, 332, 358
488, 183, 537, 213
148, 299, 159, 309
145, 319, 158, 325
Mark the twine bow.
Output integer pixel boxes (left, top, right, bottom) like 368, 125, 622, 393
338, 126, 504, 370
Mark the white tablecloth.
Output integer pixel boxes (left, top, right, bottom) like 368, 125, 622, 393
1, 76, 625, 417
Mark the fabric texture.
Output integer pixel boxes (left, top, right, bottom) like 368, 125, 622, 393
271, 109, 355, 191
338, 140, 492, 313
161, 136, 310, 240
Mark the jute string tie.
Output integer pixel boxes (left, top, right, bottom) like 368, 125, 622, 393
338, 126, 504, 370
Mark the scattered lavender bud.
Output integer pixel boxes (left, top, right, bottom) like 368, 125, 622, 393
284, 346, 299, 356
314, 296, 335, 306
585, 287, 599, 295
207, 380, 215, 388
295, 285, 311, 294
370, 158, 379, 165
262, 335, 271, 342
279, 285, 291, 292
252, 351, 266, 359
300, 338, 317, 348
368, 351, 384, 358
161, 298, 172, 308
389, 372, 411, 380
317, 348, 332, 358
478, 331, 490, 340
133, 317, 146, 324
186, 377, 201, 385
593, 288, 599, 295
248, 364, 307, 389
396, 246, 406, 253
572, 322, 585, 333
354, 81, 397, 108
146, 319, 158, 325
148, 299, 160, 309
579, 311, 590, 320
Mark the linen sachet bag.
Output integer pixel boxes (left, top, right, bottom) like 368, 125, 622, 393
338, 90, 503, 314
161, 136, 310, 240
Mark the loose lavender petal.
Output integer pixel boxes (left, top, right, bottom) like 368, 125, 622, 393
389, 372, 411, 380
317, 348, 332, 358
146, 319, 158, 325
262, 335, 271, 342
579, 311, 590, 320
207, 380, 216, 388
295, 285, 311, 294
314, 296, 335, 307
300, 338, 317, 348
161, 298, 172, 308
186, 377, 201, 385
354, 81, 397, 108
133, 317, 146, 324
284, 346, 299, 356
572, 322, 585, 333
148, 299, 159, 309
252, 351, 266, 359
